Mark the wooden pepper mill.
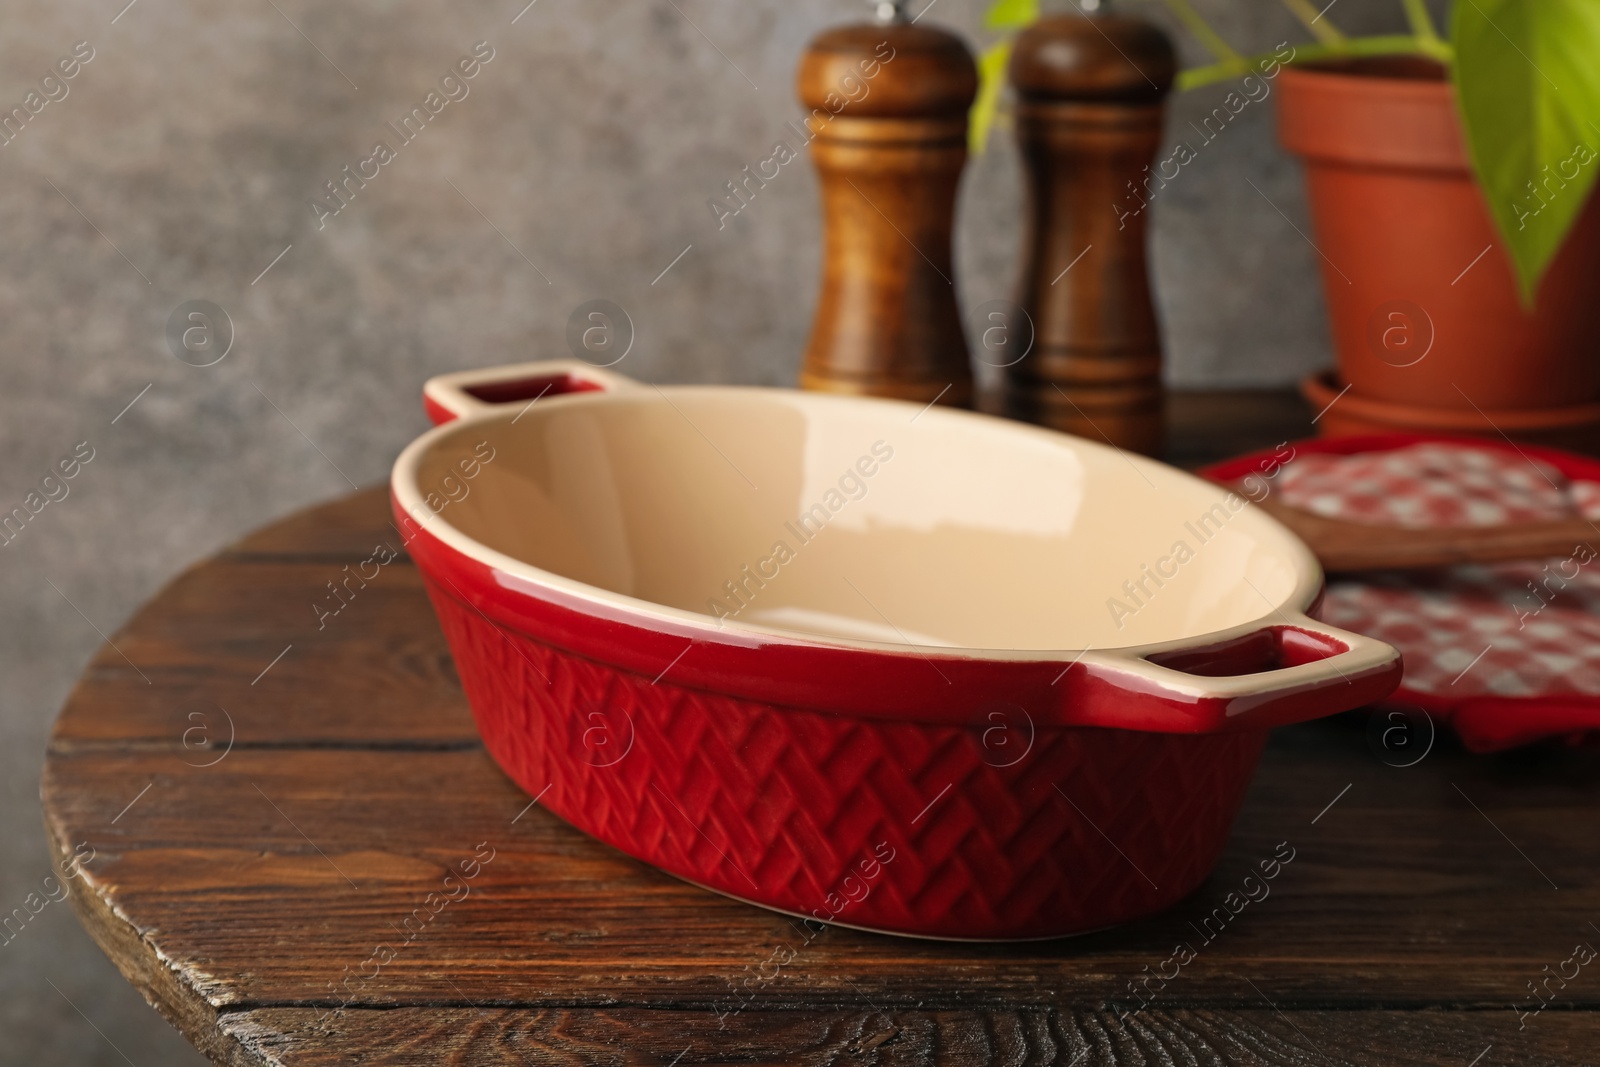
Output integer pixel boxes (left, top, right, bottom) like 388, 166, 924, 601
796, 0, 977, 408
1004, 12, 1176, 454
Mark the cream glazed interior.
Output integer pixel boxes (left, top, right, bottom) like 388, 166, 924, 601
397, 362, 1323, 655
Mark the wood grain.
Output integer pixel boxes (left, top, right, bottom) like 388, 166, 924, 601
52, 558, 473, 748
1003, 14, 1177, 456
219, 1007, 1600, 1066
41, 394, 1600, 1065
43, 737, 1600, 1010
796, 21, 976, 407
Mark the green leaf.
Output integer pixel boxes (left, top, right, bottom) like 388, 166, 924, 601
984, 0, 1038, 31
969, 41, 1012, 156
1452, 0, 1600, 304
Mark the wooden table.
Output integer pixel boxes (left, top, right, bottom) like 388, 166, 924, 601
43, 393, 1600, 1065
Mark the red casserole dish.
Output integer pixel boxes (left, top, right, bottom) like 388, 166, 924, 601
392, 361, 1401, 939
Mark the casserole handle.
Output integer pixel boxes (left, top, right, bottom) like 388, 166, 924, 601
422, 360, 639, 425
1084, 614, 1402, 731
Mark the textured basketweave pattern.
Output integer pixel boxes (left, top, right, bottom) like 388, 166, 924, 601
425, 582, 1269, 939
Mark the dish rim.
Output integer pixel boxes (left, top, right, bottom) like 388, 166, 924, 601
391, 379, 1327, 668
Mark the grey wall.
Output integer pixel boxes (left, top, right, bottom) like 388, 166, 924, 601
0, 0, 1430, 1061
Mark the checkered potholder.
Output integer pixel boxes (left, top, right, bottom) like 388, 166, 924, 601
1274, 443, 1600, 705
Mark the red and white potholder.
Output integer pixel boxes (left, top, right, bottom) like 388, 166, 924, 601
1204, 435, 1600, 752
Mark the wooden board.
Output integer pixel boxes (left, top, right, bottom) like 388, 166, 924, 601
41, 394, 1600, 1065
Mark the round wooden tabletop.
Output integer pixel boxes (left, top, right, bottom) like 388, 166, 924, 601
42, 478, 1600, 1065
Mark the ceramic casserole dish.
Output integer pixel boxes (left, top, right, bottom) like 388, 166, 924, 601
392, 360, 1402, 939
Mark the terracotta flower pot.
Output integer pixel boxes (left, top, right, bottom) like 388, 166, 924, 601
1275, 58, 1600, 450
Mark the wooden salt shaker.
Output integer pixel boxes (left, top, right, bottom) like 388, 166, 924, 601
796, 0, 977, 408
1004, 12, 1176, 454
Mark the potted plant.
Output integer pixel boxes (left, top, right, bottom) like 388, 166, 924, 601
973, 0, 1600, 449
